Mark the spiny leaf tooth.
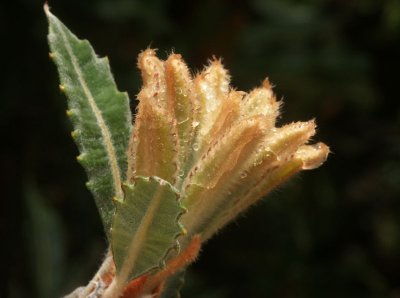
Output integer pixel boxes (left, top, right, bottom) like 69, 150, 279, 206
85, 180, 94, 190
76, 153, 86, 162
180, 225, 187, 236
70, 129, 80, 139
59, 84, 65, 92
65, 109, 73, 117
48, 52, 56, 59
295, 142, 330, 170
65, 109, 79, 123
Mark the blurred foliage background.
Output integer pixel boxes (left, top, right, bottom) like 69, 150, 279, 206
1, 0, 400, 297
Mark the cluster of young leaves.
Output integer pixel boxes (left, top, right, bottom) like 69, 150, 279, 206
45, 6, 186, 295
46, 4, 329, 297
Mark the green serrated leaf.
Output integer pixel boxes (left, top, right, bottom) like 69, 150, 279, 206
45, 5, 132, 234
112, 176, 186, 283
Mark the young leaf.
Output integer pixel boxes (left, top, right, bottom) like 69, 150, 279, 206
127, 100, 178, 185
111, 176, 186, 288
181, 116, 266, 234
45, 5, 132, 234
165, 54, 196, 179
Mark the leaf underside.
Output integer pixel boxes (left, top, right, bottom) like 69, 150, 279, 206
45, 7, 132, 235
112, 176, 186, 281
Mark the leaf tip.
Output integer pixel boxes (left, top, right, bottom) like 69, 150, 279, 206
44, 2, 54, 20
43, 2, 50, 14
262, 77, 273, 89
295, 142, 330, 170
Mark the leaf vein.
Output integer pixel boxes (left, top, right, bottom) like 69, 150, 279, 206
53, 16, 123, 199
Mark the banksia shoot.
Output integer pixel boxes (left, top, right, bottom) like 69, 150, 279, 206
45, 5, 329, 298
130, 49, 329, 243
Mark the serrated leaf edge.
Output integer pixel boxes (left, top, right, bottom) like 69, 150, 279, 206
45, 4, 124, 200
108, 176, 186, 297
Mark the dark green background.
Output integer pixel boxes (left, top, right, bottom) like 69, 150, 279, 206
2, 0, 400, 297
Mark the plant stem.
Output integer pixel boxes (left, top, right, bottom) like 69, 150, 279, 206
64, 248, 114, 298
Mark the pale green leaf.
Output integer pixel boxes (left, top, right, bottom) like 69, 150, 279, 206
112, 176, 186, 282
45, 6, 132, 234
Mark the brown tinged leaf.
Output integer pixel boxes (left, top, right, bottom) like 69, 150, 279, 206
181, 116, 267, 235
127, 101, 178, 184
199, 120, 319, 239
260, 120, 316, 161
137, 49, 167, 110
165, 54, 194, 128
240, 79, 280, 126
193, 59, 230, 149
205, 90, 242, 149
198, 120, 316, 236
203, 141, 330, 240
165, 54, 196, 182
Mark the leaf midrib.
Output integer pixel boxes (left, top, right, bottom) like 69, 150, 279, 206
50, 12, 123, 199
117, 186, 164, 286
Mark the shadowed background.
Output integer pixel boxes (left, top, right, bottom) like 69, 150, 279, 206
1, 0, 400, 297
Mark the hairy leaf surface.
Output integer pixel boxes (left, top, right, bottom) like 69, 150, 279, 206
112, 176, 186, 281
45, 6, 132, 234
